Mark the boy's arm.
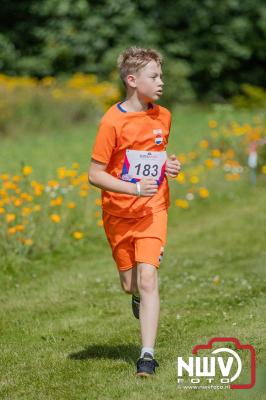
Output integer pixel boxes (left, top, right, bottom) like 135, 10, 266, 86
89, 159, 136, 195
88, 159, 158, 196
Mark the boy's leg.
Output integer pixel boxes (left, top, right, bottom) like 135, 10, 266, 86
118, 265, 139, 295
137, 262, 159, 349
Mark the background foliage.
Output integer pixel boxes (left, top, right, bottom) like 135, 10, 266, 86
0, 0, 266, 100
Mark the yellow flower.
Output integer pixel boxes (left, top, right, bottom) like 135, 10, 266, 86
175, 199, 189, 209
48, 180, 59, 188
199, 187, 209, 198
95, 211, 100, 218
34, 204, 41, 212
22, 238, 33, 246
21, 207, 32, 217
79, 190, 88, 197
97, 219, 104, 226
188, 151, 197, 160
80, 183, 89, 191
208, 120, 218, 129
66, 170, 77, 178
57, 167, 66, 179
0, 207, 5, 214
52, 89, 63, 99
177, 153, 187, 164
20, 193, 32, 201
0, 174, 9, 181
261, 165, 266, 174
72, 163, 80, 169
67, 202, 76, 209
95, 198, 102, 206
50, 214, 61, 223
73, 231, 83, 240
175, 172, 185, 184
190, 175, 199, 184
23, 166, 33, 176
6, 213, 16, 223
15, 224, 25, 232
41, 76, 55, 87
212, 149, 221, 158
199, 140, 209, 149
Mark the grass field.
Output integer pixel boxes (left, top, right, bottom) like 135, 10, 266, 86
0, 105, 266, 399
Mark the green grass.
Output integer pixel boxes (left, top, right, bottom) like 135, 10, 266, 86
0, 105, 266, 399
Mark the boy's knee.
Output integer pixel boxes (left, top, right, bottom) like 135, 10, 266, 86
138, 266, 157, 293
121, 281, 136, 294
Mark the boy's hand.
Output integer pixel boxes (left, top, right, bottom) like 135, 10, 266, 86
165, 154, 182, 178
138, 178, 158, 197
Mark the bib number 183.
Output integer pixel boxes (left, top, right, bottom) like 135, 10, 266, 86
121, 149, 167, 184
135, 163, 159, 177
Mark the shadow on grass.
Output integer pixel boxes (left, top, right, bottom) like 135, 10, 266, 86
68, 343, 139, 363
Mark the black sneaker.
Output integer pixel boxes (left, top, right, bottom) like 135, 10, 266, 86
136, 352, 159, 377
131, 294, 140, 319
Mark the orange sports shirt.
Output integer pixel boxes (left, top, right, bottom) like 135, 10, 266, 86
91, 102, 172, 218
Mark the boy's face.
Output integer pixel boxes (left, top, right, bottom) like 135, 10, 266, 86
127, 60, 164, 102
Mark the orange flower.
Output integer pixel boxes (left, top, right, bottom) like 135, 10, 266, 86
199, 187, 209, 198
7, 227, 17, 235
6, 213, 16, 223
50, 196, 63, 206
204, 159, 215, 169
15, 224, 25, 232
14, 198, 23, 207
67, 202, 76, 209
50, 214, 61, 223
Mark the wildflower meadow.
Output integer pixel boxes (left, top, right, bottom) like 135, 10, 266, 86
1, 75, 266, 399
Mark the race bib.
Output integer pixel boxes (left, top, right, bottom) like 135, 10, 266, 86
121, 150, 167, 185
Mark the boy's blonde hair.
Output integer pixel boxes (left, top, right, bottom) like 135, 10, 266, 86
117, 46, 163, 85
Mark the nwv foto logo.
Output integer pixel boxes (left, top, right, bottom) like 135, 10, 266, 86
177, 337, 256, 390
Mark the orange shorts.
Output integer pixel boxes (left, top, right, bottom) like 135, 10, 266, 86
102, 209, 168, 271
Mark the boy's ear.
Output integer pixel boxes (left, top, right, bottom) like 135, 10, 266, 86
126, 74, 137, 88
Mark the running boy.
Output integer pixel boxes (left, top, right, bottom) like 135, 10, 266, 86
88, 47, 181, 377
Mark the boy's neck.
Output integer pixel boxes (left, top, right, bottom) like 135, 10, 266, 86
122, 94, 152, 112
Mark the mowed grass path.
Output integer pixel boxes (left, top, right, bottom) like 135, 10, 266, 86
1, 106, 266, 399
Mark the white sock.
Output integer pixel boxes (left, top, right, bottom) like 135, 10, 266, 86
141, 347, 154, 358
